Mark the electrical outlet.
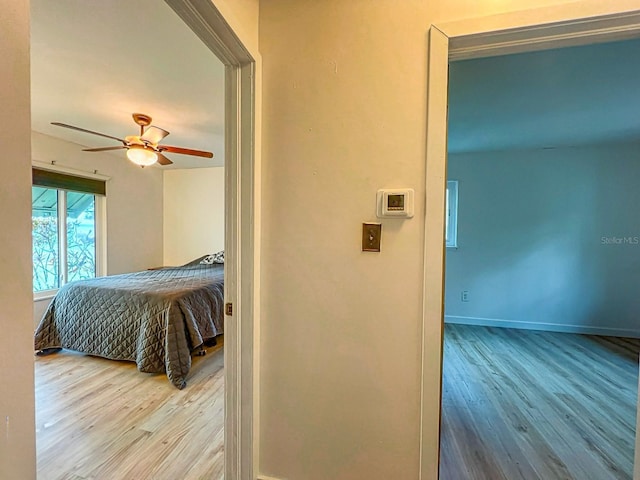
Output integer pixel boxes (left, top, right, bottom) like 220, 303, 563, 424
461, 290, 469, 302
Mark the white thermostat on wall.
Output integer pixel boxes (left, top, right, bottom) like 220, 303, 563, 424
377, 188, 414, 218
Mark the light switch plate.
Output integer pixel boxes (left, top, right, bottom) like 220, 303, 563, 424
362, 223, 382, 252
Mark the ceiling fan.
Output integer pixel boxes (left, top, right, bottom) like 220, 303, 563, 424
51, 113, 214, 167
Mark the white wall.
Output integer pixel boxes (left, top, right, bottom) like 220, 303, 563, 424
31, 132, 164, 324
445, 144, 640, 337
163, 167, 225, 266
0, 1, 36, 478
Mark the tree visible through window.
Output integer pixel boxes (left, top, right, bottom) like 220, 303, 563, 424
66, 191, 96, 282
32, 186, 96, 292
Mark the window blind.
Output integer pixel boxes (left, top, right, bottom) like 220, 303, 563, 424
32, 167, 106, 196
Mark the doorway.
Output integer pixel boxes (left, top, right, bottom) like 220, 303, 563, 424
30, 0, 257, 478
439, 38, 640, 478
420, 8, 640, 479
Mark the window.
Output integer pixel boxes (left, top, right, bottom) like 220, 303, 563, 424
445, 180, 458, 248
32, 167, 106, 295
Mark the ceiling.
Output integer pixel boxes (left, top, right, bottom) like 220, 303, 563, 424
448, 37, 640, 154
30, 0, 225, 169
32, 4, 639, 164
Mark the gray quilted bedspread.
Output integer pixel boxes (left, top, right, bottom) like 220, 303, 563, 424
34, 264, 224, 389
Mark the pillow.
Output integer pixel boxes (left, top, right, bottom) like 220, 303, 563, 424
182, 255, 210, 267
200, 251, 224, 265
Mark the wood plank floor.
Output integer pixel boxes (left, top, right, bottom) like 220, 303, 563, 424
35, 337, 224, 480
439, 325, 640, 480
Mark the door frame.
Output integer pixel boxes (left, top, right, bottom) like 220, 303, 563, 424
421, 6, 640, 479
165, 1, 258, 478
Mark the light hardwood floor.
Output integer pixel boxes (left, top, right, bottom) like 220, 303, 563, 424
35, 337, 224, 480
440, 324, 640, 480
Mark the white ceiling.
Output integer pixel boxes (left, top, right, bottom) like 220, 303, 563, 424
31, 0, 225, 169
448, 37, 640, 154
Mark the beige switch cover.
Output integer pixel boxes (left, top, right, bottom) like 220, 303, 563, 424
362, 223, 382, 252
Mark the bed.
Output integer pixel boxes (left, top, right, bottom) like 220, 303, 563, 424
34, 255, 224, 389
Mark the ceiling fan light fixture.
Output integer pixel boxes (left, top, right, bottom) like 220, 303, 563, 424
51, 113, 212, 168
126, 145, 158, 166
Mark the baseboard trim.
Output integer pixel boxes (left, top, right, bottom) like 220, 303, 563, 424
445, 315, 640, 338
257, 476, 284, 480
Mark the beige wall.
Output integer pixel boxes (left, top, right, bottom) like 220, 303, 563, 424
0, 1, 36, 478
210, 0, 259, 53
259, 3, 427, 478
258, 1, 640, 479
163, 167, 225, 266
425, 0, 634, 23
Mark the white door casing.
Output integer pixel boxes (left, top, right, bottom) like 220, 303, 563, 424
164, 1, 258, 479
423, 7, 640, 479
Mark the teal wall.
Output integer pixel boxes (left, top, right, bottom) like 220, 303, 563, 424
445, 143, 640, 337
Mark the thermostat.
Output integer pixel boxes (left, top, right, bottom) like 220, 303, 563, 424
377, 189, 414, 218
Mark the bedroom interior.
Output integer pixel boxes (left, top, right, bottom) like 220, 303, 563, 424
440, 36, 640, 479
30, 0, 228, 477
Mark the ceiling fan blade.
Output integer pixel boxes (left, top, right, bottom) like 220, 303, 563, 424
82, 146, 126, 152
156, 153, 173, 166
141, 126, 170, 144
51, 122, 125, 143
159, 145, 214, 158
